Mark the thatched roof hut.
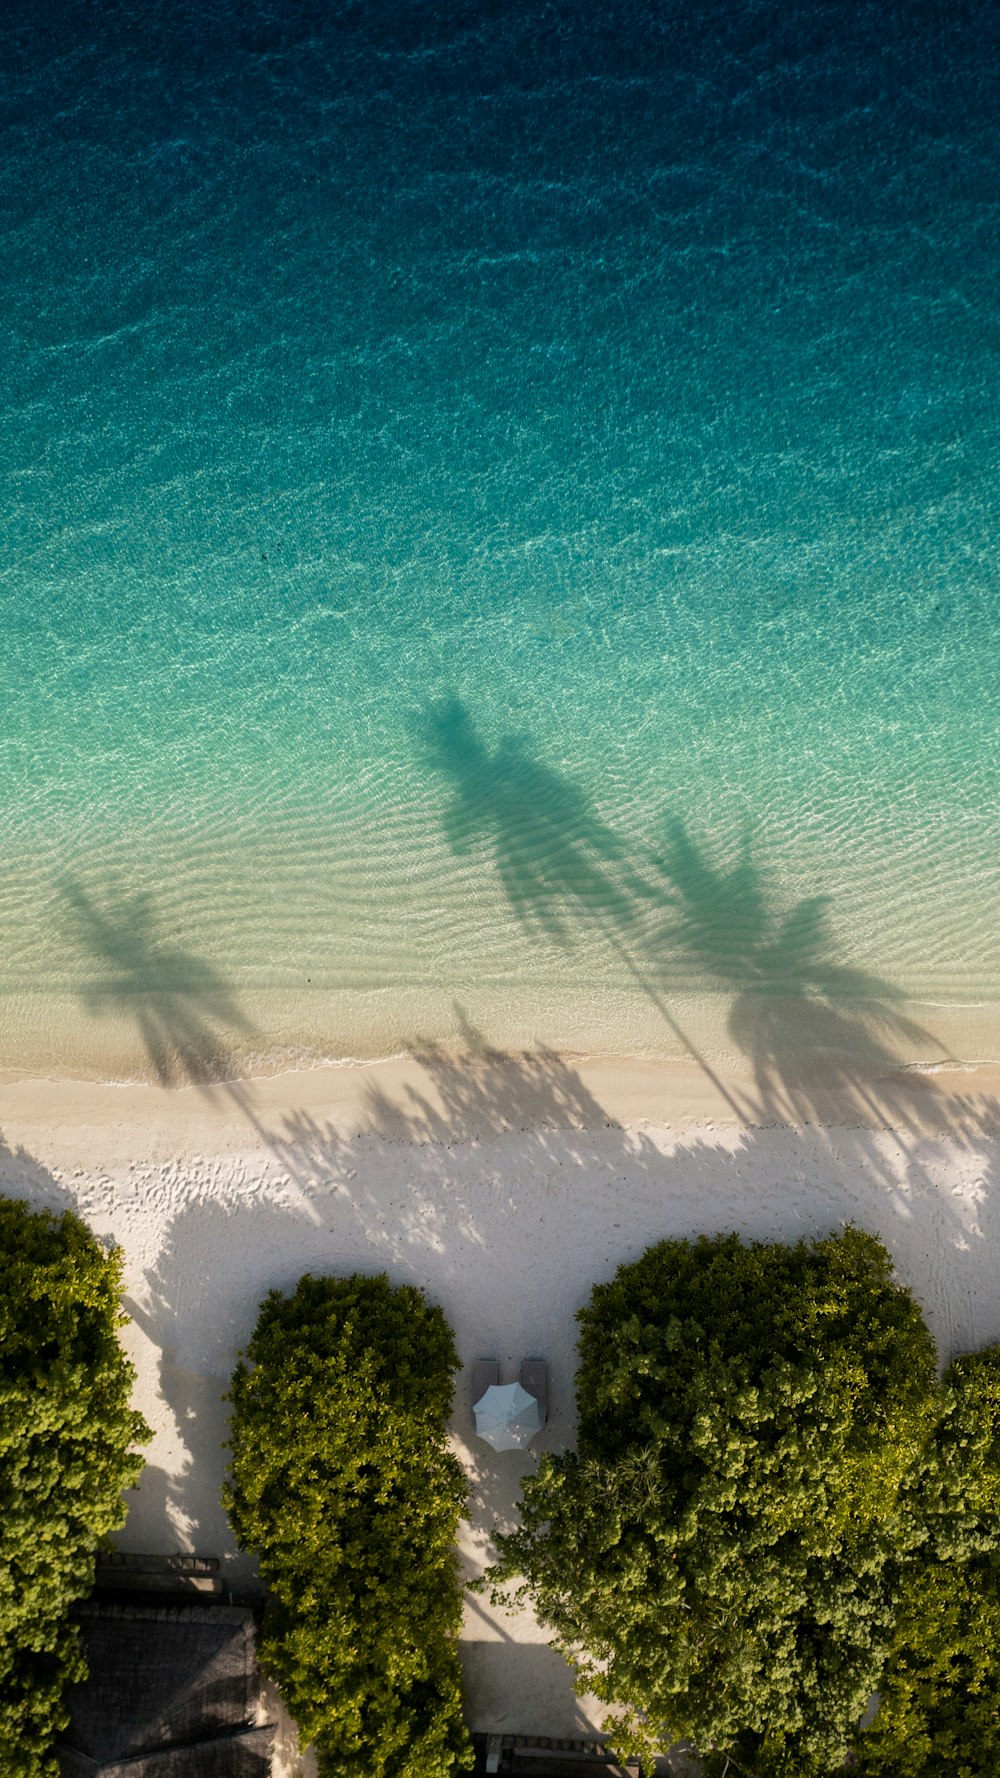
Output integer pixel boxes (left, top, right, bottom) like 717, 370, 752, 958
57, 1600, 274, 1776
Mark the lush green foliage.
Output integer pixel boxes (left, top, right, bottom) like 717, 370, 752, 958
0, 1198, 149, 1777
224, 1272, 471, 1778
857, 1345, 1000, 1776
484, 1228, 938, 1774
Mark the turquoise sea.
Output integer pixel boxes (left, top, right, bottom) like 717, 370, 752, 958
2, 0, 999, 1083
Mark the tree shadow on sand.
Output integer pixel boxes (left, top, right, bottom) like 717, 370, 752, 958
263, 1004, 642, 1307
125, 1190, 323, 1568
60, 877, 258, 1089
0, 1129, 80, 1218
364, 1004, 614, 1144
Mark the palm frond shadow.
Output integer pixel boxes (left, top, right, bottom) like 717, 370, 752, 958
421, 697, 998, 1143
646, 816, 958, 1132
423, 696, 645, 945
60, 876, 257, 1089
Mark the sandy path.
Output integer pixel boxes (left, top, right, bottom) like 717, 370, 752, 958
3, 1048, 1000, 1764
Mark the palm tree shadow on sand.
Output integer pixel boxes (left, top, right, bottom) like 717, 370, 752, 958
364, 1003, 614, 1144
60, 877, 257, 1090
266, 1004, 623, 1190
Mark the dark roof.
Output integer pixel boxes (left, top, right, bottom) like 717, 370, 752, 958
57, 1602, 274, 1778
58, 1728, 274, 1778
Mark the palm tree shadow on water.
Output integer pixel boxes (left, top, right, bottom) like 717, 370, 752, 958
421, 697, 1000, 1142
645, 817, 954, 1132
421, 696, 744, 1111
423, 696, 647, 945
60, 877, 258, 1090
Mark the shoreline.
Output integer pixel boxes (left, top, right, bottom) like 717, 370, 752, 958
4, 1043, 1000, 1163
4, 982, 1000, 1103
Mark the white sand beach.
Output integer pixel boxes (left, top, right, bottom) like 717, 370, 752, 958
4, 1046, 1000, 1771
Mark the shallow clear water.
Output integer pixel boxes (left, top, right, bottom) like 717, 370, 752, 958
2, 0, 999, 1082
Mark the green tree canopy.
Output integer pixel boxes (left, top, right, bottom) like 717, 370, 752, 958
0, 1198, 149, 1777
858, 1343, 1000, 1777
224, 1271, 471, 1778
484, 1227, 939, 1775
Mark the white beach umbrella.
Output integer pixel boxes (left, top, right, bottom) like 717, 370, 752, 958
473, 1381, 543, 1452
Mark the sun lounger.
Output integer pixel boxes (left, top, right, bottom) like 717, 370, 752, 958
471, 1357, 499, 1420
520, 1357, 548, 1424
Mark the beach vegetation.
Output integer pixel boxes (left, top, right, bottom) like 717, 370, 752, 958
223, 1270, 471, 1778
0, 1197, 149, 1778
856, 1343, 1000, 1776
481, 1227, 938, 1776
